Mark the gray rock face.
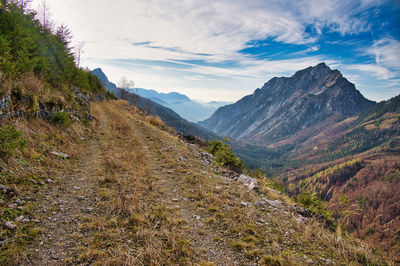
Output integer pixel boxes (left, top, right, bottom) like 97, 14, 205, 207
0, 87, 91, 121
199, 63, 375, 146
263, 198, 283, 208
237, 174, 259, 191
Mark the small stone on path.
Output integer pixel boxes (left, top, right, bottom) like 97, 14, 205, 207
15, 215, 24, 222
5, 221, 17, 230
50, 151, 70, 159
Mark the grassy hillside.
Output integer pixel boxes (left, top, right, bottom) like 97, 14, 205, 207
273, 95, 400, 257
229, 95, 400, 257
0, 100, 388, 264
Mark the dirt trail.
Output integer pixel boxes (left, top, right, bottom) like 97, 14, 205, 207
26, 102, 243, 264
26, 107, 110, 264
129, 116, 244, 265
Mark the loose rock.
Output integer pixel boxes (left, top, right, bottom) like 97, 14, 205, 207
50, 151, 70, 159
237, 174, 259, 191
5, 221, 17, 230
15, 215, 24, 222
0, 185, 11, 193
263, 198, 283, 208
7, 203, 17, 209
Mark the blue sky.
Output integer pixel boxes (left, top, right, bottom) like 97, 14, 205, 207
32, 0, 400, 102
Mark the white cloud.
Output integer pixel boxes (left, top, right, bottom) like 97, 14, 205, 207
344, 37, 400, 81
30, 0, 383, 63
367, 37, 400, 72
347, 64, 396, 79
29, 0, 397, 102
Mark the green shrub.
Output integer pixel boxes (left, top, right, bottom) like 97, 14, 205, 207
259, 255, 281, 265
51, 112, 73, 127
207, 139, 244, 169
0, 125, 27, 159
296, 192, 333, 221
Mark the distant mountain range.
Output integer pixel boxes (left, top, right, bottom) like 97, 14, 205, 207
199, 62, 375, 146
91, 68, 229, 122
126, 87, 231, 122
91, 68, 218, 140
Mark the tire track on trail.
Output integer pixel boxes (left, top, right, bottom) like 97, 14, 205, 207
127, 116, 247, 265
26, 106, 110, 264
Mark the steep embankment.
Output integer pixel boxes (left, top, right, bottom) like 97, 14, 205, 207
1, 100, 387, 265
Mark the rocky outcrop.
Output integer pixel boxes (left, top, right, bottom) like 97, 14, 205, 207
199, 63, 375, 146
91, 68, 118, 96
0, 87, 92, 122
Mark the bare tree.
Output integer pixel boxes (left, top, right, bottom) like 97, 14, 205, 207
118, 76, 135, 89
118, 76, 129, 89
132, 86, 139, 105
37, 0, 54, 30
145, 99, 152, 114
118, 76, 137, 101
119, 89, 129, 100
75, 41, 85, 68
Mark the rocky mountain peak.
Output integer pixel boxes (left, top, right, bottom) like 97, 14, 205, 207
199, 63, 375, 146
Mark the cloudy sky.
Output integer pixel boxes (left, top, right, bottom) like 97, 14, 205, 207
31, 0, 400, 102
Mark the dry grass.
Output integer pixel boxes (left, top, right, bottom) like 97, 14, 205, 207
364, 124, 377, 130
0, 116, 86, 264
1, 100, 389, 265
380, 117, 398, 129
147, 115, 166, 129
74, 101, 195, 265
